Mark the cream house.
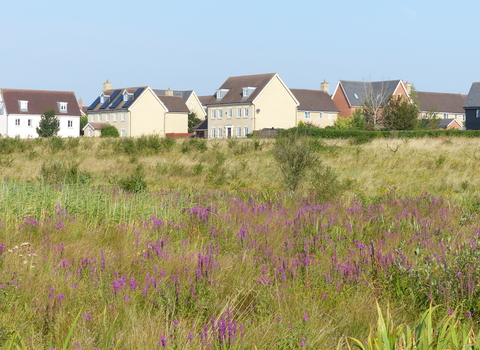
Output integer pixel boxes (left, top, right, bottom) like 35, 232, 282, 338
85, 81, 188, 137
154, 89, 206, 119
290, 87, 339, 127
204, 73, 299, 138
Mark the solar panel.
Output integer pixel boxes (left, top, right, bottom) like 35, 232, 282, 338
99, 90, 121, 109
122, 88, 145, 108
87, 97, 100, 110
109, 94, 124, 109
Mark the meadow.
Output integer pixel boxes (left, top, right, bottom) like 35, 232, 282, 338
1, 135, 480, 349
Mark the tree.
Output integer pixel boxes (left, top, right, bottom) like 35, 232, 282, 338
80, 116, 88, 136
382, 95, 419, 130
361, 82, 391, 128
188, 112, 202, 133
333, 109, 366, 130
36, 109, 60, 137
100, 125, 120, 137
418, 108, 441, 129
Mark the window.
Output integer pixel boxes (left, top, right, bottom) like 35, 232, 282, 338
27, 119, 32, 127
227, 108, 232, 118
211, 109, 216, 119
242, 87, 256, 98
58, 102, 68, 113
103, 113, 107, 122
328, 113, 333, 120
304, 111, 311, 119
15, 118, 20, 126
68, 120, 73, 128
463, 115, 466, 121
444, 113, 448, 119
237, 108, 241, 118
123, 91, 133, 102
244, 126, 248, 137
99, 114, 102, 122
211, 128, 216, 138
353, 93, 359, 99
320, 112, 324, 119
19, 100, 28, 111
121, 128, 125, 137
113, 112, 118, 122
236, 127, 241, 138
121, 112, 126, 121
218, 109, 223, 119
218, 127, 223, 138
100, 93, 110, 104
216, 89, 229, 100
244, 107, 249, 118
106, 113, 110, 122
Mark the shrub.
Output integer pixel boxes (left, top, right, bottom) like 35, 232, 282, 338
119, 165, 147, 192
40, 161, 90, 185
100, 125, 120, 138
273, 134, 317, 192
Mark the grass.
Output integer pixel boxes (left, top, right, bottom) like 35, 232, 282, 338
1, 136, 480, 348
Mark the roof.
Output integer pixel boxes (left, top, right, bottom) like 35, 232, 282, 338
438, 118, 461, 128
193, 119, 208, 130
83, 122, 110, 131
1, 89, 81, 116
464, 83, 480, 108
156, 95, 189, 113
87, 87, 148, 112
290, 89, 339, 112
153, 89, 193, 102
338, 80, 403, 107
205, 73, 277, 105
198, 95, 212, 106
417, 91, 466, 113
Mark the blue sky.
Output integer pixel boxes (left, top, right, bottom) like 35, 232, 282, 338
2, 0, 477, 105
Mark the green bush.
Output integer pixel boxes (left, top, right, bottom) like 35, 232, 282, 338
40, 161, 90, 185
119, 165, 147, 192
100, 125, 120, 138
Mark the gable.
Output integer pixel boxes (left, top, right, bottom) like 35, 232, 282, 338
290, 89, 339, 112
465, 83, 480, 108
337, 80, 403, 108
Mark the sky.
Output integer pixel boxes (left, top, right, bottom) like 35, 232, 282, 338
2, 0, 477, 105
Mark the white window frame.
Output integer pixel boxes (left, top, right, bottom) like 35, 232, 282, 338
15, 118, 20, 126
236, 126, 241, 138
444, 113, 448, 119
121, 128, 126, 137
211, 128, 216, 138
244, 126, 248, 137
227, 108, 232, 118
320, 112, 324, 119
218, 127, 223, 138
67, 120, 73, 128
106, 113, 110, 122
328, 113, 332, 120
304, 111, 311, 119
211, 109, 216, 119
19, 100, 28, 112
27, 119, 32, 127
244, 107, 249, 118
113, 112, 118, 122
237, 108, 241, 118
218, 109, 223, 119
58, 102, 68, 113
121, 112, 126, 121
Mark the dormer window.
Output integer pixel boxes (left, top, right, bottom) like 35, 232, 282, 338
123, 91, 133, 102
100, 93, 110, 104
242, 87, 256, 99
353, 93, 359, 99
58, 102, 68, 113
18, 100, 28, 112
216, 89, 229, 100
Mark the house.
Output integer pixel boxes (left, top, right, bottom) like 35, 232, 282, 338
204, 73, 299, 139
192, 119, 208, 138
416, 91, 466, 123
154, 89, 206, 119
85, 81, 188, 137
0, 89, 81, 138
463, 82, 480, 130
437, 119, 463, 130
332, 80, 409, 118
83, 122, 110, 137
290, 86, 339, 127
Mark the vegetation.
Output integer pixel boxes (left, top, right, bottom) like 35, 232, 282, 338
188, 112, 203, 133
382, 95, 420, 130
1, 135, 480, 348
36, 109, 60, 137
100, 125, 120, 138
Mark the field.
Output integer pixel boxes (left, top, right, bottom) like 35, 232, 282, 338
1, 135, 480, 349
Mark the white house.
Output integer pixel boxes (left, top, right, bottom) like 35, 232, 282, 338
0, 89, 81, 138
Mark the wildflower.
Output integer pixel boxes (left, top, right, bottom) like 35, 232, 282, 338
466, 311, 472, 318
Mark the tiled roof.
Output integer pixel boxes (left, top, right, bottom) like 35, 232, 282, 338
437, 119, 460, 128
1, 89, 81, 116
417, 91, 466, 113
205, 73, 277, 105
193, 119, 208, 130
153, 89, 193, 102
290, 89, 339, 112
85, 122, 110, 130
157, 95, 190, 113
198, 95, 212, 106
339, 80, 402, 107
465, 83, 480, 108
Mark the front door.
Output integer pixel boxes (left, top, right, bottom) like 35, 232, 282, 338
226, 126, 232, 139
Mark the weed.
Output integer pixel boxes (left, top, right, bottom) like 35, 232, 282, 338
40, 161, 91, 185
119, 165, 147, 192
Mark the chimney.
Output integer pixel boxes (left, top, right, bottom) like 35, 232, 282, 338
321, 80, 329, 94
78, 98, 83, 109
166, 88, 173, 96
405, 81, 412, 94
103, 80, 112, 91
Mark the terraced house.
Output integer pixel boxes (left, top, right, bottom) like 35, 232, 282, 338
0, 89, 80, 138
84, 81, 188, 137
204, 73, 299, 138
